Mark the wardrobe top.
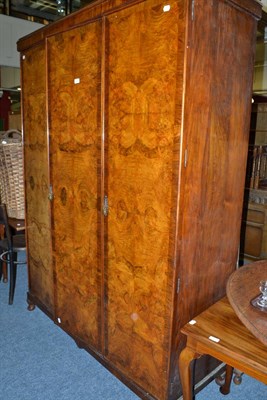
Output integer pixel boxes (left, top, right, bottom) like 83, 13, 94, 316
17, 0, 262, 52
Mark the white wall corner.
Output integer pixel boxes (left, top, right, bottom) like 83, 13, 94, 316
0, 14, 43, 68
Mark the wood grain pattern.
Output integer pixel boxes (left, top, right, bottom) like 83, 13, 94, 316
176, 0, 259, 328
16, 0, 262, 55
48, 22, 102, 350
227, 260, 267, 346
19, 0, 262, 399
22, 44, 54, 315
105, 1, 182, 397
170, 1, 261, 396
179, 297, 267, 400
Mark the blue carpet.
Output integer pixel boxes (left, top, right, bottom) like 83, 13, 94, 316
0, 257, 266, 400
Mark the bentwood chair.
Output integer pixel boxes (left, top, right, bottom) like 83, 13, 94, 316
0, 204, 26, 304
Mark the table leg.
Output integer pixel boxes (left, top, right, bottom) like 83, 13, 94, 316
179, 346, 201, 400
220, 364, 234, 395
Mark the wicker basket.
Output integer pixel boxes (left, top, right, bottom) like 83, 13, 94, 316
0, 130, 25, 219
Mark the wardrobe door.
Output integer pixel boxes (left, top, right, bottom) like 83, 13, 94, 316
104, 1, 184, 398
22, 44, 54, 316
47, 21, 102, 350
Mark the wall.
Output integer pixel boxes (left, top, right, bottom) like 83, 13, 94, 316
0, 66, 20, 88
254, 41, 267, 93
0, 14, 43, 68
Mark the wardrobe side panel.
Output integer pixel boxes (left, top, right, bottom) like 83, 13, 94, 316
47, 22, 102, 350
168, 1, 261, 397
21, 44, 54, 315
176, 0, 259, 336
105, 1, 183, 398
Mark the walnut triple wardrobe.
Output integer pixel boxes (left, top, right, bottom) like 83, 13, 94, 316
17, 0, 261, 399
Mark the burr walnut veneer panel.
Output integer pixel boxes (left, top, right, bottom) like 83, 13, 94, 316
22, 44, 54, 316
18, 0, 261, 399
105, 1, 182, 397
47, 22, 102, 350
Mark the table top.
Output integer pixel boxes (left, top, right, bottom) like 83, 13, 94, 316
180, 297, 267, 383
226, 260, 267, 346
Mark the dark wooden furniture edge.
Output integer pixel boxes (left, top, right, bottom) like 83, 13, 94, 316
8, 218, 25, 232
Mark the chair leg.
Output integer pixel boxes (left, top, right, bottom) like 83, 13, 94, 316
9, 252, 17, 305
0, 257, 2, 282
0, 257, 8, 283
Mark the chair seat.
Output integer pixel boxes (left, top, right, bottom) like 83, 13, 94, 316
0, 235, 26, 252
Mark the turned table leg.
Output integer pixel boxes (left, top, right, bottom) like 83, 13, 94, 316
179, 346, 201, 400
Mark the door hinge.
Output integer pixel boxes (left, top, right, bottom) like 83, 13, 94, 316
184, 148, 188, 168
177, 278, 180, 294
192, 0, 195, 21
48, 185, 54, 201
103, 195, 109, 216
